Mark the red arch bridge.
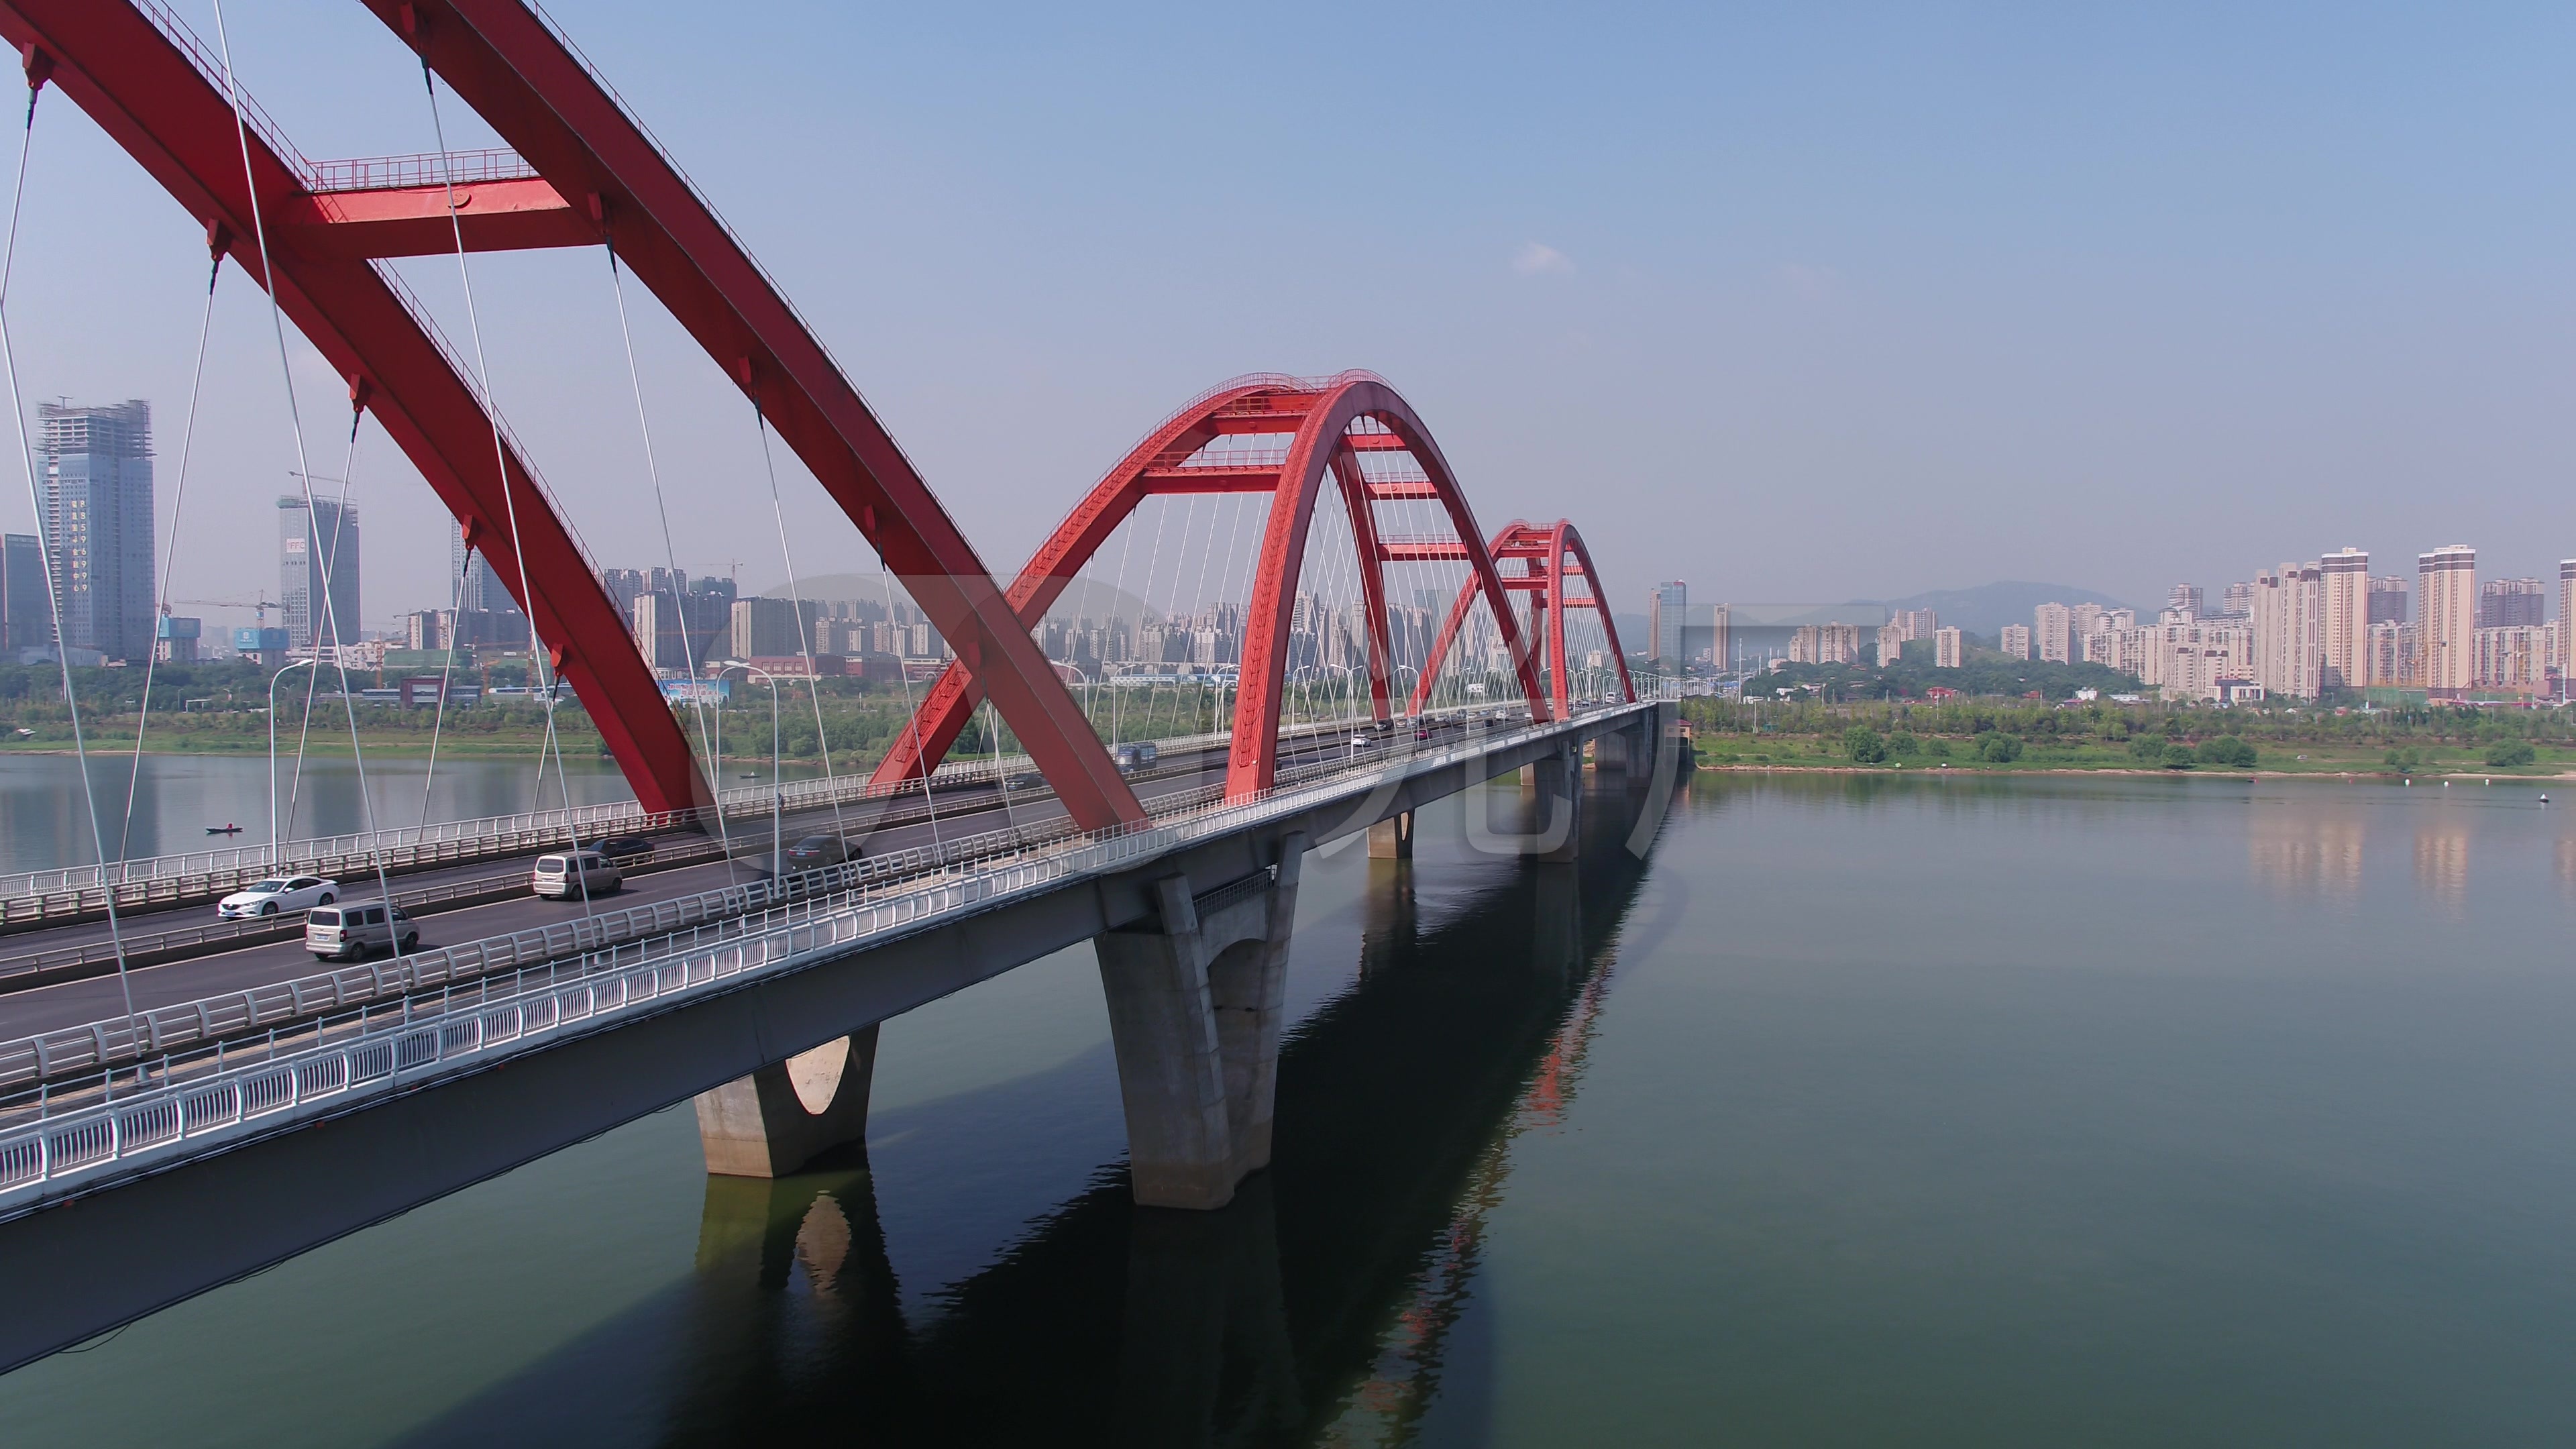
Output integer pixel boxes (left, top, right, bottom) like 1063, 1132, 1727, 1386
0, 0, 1682, 1372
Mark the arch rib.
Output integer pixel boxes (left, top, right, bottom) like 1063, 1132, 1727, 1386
0, 0, 704, 812
874, 375, 1551, 799
360, 0, 1143, 828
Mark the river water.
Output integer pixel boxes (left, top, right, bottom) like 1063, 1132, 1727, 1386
3, 769, 2574, 1445
0, 754, 637, 874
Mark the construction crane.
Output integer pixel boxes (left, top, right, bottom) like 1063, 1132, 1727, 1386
174, 596, 281, 627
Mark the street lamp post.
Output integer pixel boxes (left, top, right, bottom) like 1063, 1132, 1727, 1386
741, 665, 784, 878
267, 658, 318, 869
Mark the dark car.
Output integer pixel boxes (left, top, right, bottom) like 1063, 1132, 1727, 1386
593, 835, 653, 864
784, 835, 850, 869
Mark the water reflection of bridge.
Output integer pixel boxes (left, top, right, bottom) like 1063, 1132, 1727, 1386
395, 784, 1658, 1446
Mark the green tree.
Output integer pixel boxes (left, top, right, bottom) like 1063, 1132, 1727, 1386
2161, 742, 2198, 769
1885, 731, 1921, 756
1844, 725, 1888, 763
1974, 731, 2023, 763
2484, 739, 2536, 767
2198, 736, 2257, 767
2130, 734, 2169, 763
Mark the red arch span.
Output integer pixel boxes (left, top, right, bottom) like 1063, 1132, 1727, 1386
872, 373, 1556, 801
2, 0, 1142, 827
1411, 519, 1636, 719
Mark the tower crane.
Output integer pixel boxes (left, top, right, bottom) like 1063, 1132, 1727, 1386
174, 596, 281, 627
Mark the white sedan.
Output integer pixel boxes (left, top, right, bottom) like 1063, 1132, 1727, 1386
217, 875, 339, 918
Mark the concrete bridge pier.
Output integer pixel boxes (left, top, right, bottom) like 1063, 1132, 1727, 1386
694, 1026, 881, 1178
1094, 834, 1309, 1210
1368, 809, 1415, 859
1532, 745, 1583, 862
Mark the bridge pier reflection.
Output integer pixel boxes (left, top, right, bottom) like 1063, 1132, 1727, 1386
609, 784, 1654, 1444
1114, 1177, 1303, 1446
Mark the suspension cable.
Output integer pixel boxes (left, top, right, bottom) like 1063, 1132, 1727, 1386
1, 71, 138, 1030
414, 528, 469, 826
210, 2, 406, 960
877, 564, 946, 853
751, 399, 846, 846
601, 229, 731, 877
417, 56, 598, 924
116, 248, 221, 863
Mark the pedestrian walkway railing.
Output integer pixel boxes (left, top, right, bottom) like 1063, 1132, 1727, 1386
0, 701, 1651, 1212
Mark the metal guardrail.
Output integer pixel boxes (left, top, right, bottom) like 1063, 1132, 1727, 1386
0, 708, 1442, 928
0, 703, 1652, 1206
306, 148, 539, 193
0, 835, 747, 986
0, 743, 1065, 928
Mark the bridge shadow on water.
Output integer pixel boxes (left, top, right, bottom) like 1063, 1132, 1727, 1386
395, 781, 1664, 1448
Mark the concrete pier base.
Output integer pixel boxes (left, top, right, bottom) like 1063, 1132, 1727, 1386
1094, 835, 1307, 1210
1368, 810, 1415, 859
694, 1026, 880, 1178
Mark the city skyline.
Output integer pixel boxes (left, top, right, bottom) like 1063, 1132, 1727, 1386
4, 4, 2573, 631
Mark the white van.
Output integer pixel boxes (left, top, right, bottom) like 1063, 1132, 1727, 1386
533, 851, 622, 900
306, 902, 419, 960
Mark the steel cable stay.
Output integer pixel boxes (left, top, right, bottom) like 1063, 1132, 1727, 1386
0, 68, 140, 1030
877, 559, 947, 855
413, 508, 472, 828
601, 229, 734, 885
116, 245, 223, 865
751, 399, 847, 849
209, 0, 407, 964
414, 54, 600, 929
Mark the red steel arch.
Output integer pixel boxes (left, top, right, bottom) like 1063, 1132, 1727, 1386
0, 0, 1142, 827
873, 373, 1558, 800
1412, 519, 1636, 719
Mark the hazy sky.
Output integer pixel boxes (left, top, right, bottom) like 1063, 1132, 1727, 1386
5, 0, 2571, 637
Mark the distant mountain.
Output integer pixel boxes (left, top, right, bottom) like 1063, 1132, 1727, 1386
1855, 582, 2135, 638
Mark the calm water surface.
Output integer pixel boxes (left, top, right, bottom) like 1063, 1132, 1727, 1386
4, 771, 2573, 1445
0, 754, 638, 872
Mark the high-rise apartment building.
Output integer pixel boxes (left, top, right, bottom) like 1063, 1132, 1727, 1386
2217, 581, 2255, 619
1933, 627, 1963, 668
2367, 575, 2409, 625
2561, 562, 2576, 678
1, 533, 44, 651
1876, 621, 1905, 668
1646, 582, 1686, 667
2418, 546, 2476, 696
279, 495, 361, 652
1999, 624, 2031, 659
1709, 604, 1731, 674
2318, 547, 2369, 692
1892, 607, 1937, 641
1788, 623, 1862, 665
2251, 562, 2323, 699
2477, 577, 2544, 629
2474, 625, 2553, 692
2034, 602, 2072, 664
38, 400, 155, 663
2165, 584, 2203, 621
450, 527, 503, 612
2367, 621, 2414, 688
730, 595, 821, 661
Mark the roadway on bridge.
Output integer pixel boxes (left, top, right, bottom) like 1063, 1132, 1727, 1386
0, 726, 1435, 1047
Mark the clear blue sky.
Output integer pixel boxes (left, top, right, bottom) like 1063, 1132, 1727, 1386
5, 0, 2571, 632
